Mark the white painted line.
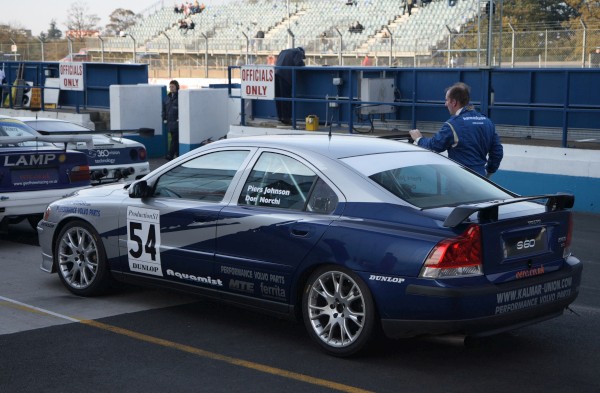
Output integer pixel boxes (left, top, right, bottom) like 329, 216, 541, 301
0, 295, 80, 323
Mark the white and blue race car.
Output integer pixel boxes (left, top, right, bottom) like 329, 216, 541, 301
16, 117, 151, 184
0, 118, 92, 230
37, 134, 582, 356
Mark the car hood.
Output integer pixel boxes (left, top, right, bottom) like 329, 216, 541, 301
70, 182, 128, 198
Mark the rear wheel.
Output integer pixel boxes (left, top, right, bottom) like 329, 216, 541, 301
302, 265, 376, 357
55, 220, 113, 296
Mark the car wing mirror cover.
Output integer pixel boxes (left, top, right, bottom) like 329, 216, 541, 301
129, 180, 151, 198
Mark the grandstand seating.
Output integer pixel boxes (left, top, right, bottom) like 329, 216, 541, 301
103, 0, 481, 59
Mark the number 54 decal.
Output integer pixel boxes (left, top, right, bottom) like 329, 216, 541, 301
127, 206, 163, 276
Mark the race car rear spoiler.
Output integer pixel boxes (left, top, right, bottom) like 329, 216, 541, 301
1, 135, 94, 149
443, 193, 575, 227
36, 128, 155, 138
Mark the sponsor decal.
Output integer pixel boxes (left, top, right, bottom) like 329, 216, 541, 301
87, 149, 122, 165
167, 269, 223, 286
495, 277, 573, 314
11, 170, 59, 187
56, 205, 101, 217
369, 274, 405, 284
229, 279, 254, 293
253, 271, 285, 284
515, 265, 544, 279
3, 154, 59, 166
260, 282, 286, 299
127, 206, 162, 277
221, 265, 253, 279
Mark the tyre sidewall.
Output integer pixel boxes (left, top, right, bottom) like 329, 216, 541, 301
302, 265, 376, 357
55, 220, 112, 297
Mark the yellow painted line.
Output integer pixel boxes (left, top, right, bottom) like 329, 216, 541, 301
0, 296, 372, 393
81, 319, 373, 393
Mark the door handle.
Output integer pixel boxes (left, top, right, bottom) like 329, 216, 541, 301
291, 225, 311, 238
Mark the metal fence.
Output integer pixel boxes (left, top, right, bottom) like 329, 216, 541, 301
2, 26, 600, 71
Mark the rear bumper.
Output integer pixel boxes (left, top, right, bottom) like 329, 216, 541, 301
381, 259, 582, 339
90, 162, 150, 183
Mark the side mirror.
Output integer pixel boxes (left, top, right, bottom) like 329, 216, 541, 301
129, 180, 151, 198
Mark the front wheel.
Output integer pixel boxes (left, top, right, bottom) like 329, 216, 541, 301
302, 265, 376, 357
55, 220, 113, 296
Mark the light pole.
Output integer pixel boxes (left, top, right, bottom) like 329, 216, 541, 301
201, 33, 208, 78
161, 31, 172, 79
36, 37, 45, 62
335, 27, 343, 66
121, 31, 137, 63
124, 32, 137, 63
98, 35, 105, 63
10, 38, 18, 61
487, 0, 494, 66
384, 26, 393, 66
67, 36, 73, 59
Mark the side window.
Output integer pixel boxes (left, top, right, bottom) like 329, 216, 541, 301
239, 152, 337, 213
0, 123, 43, 147
307, 178, 339, 214
154, 150, 249, 202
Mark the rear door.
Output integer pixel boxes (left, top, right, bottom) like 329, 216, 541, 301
216, 150, 341, 303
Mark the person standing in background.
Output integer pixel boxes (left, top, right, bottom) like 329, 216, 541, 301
274, 47, 305, 125
162, 80, 180, 160
409, 82, 503, 177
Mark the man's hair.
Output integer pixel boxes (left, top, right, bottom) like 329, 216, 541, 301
446, 82, 470, 106
169, 79, 180, 90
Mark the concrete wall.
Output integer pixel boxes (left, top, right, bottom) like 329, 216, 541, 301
178, 88, 242, 154
493, 145, 600, 213
110, 84, 166, 158
109, 85, 244, 158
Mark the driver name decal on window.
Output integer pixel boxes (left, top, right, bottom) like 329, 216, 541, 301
244, 184, 291, 206
127, 206, 163, 276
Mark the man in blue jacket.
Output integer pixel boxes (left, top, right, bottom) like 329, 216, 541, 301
409, 82, 503, 177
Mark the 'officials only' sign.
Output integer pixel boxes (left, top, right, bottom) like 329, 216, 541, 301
240, 66, 274, 100
59, 62, 84, 91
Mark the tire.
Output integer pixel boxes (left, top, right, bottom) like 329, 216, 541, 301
54, 220, 113, 296
27, 214, 43, 230
302, 265, 376, 357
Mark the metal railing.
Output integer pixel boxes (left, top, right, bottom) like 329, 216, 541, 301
2, 25, 600, 70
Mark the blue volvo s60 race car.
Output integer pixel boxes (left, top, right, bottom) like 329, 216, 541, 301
37, 134, 582, 356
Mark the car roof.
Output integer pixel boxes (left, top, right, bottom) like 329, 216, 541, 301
15, 117, 73, 123
210, 134, 421, 159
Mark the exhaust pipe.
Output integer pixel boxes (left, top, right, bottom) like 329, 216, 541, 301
90, 168, 109, 180
114, 167, 135, 179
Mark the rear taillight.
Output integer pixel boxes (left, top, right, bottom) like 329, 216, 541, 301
69, 165, 91, 183
563, 213, 573, 258
420, 224, 483, 278
138, 148, 147, 160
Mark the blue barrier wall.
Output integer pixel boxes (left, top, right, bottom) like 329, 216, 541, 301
0, 61, 148, 110
242, 66, 600, 146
